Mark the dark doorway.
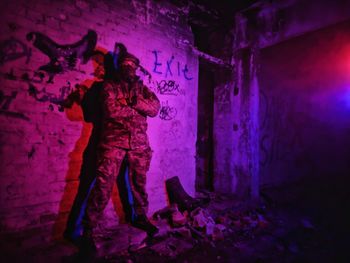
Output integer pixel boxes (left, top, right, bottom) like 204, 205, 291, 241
196, 58, 214, 191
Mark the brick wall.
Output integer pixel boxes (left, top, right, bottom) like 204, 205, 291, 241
0, 0, 198, 236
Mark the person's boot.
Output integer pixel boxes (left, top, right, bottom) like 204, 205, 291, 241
131, 214, 159, 237
63, 229, 79, 246
79, 228, 97, 255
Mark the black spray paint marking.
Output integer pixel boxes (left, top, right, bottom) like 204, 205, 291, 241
28, 145, 35, 159
156, 80, 182, 96
26, 30, 97, 83
0, 110, 29, 120
259, 89, 305, 167
0, 90, 29, 120
0, 90, 18, 110
8, 22, 20, 32
0, 38, 32, 65
28, 81, 72, 111
216, 84, 231, 112
48, 104, 54, 111
3, 70, 46, 84
1, 69, 75, 112
159, 101, 177, 121
21, 71, 48, 84
4, 69, 17, 80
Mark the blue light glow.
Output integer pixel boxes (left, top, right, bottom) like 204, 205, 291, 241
343, 89, 350, 109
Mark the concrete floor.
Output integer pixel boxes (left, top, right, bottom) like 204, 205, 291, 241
1, 184, 349, 263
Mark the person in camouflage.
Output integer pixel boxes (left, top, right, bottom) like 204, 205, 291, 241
82, 51, 160, 250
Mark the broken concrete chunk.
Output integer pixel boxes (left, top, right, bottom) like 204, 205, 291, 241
215, 224, 226, 231
212, 225, 225, 241
153, 205, 178, 220
172, 210, 187, 227
216, 214, 232, 225
191, 208, 215, 229
170, 227, 192, 239
149, 237, 193, 258
257, 214, 269, 228
205, 222, 215, 236
300, 218, 315, 230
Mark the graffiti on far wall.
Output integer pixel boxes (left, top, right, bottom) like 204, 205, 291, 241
259, 89, 305, 167
216, 84, 231, 112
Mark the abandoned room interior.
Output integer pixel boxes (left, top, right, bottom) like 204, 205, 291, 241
0, 0, 350, 262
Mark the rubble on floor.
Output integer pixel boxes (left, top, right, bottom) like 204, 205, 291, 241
1, 189, 349, 263
91, 193, 274, 262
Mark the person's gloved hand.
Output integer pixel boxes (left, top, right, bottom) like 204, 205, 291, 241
127, 80, 143, 106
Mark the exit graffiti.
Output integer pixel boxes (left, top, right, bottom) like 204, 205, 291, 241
152, 50, 193, 80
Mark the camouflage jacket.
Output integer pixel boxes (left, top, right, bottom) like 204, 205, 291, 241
99, 79, 160, 150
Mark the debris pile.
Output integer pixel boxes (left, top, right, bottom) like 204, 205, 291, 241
151, 201, 270, 243
141, 195, 270, 259
98, 176, 272, 260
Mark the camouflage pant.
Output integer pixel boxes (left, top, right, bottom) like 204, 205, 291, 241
84, 145, 152, 229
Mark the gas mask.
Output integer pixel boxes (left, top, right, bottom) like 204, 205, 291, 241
119, 53, 140, 83
121, 64, 136, 79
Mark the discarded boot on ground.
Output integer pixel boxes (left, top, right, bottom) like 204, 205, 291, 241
131, 214, 159, 237
166, 176, 208, 211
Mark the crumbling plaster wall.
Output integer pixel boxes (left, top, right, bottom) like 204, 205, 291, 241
258, 20, 350, 187
216, 0, 350, 197
0, 0, 198, 235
